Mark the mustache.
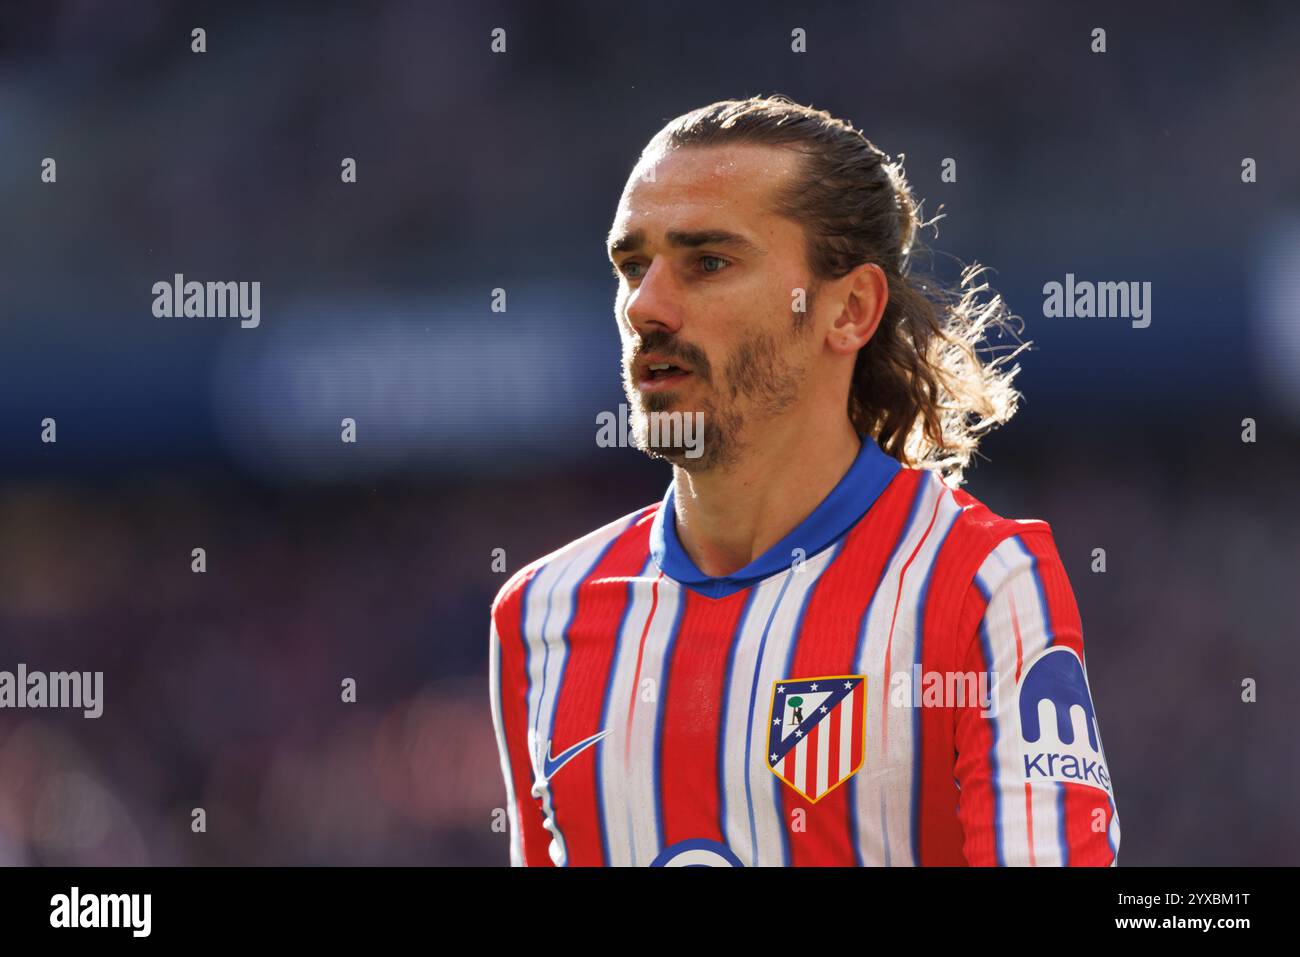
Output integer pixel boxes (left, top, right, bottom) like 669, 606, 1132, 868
628, 331, 712, 381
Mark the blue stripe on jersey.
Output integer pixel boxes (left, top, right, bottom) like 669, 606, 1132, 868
849, 471, 929, 866
852, 577, 885, 869
717, 586, 759, 858
741, 571, 796, 866
1106, 792, 1119, 861
649, 434, 901, 599
1010, 535, 1051, 647
596, 554, 655, 867
1056, 786, 1068, 866
972, 571, 1004, 866
880, 793, 891, 867
651, 586, 690, 859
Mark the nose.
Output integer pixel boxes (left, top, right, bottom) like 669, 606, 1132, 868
623, 258, 684, 338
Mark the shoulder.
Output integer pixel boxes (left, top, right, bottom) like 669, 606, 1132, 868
899, 469, 1078, 664
489, 501, 660, 625
904, 466, 1066, 598
954, 483, 1060, 579
930, 476, 1080, 648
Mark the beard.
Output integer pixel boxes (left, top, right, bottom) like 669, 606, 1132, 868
622, 318, 809, 472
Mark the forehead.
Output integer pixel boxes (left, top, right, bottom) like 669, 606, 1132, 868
609, 143, 802, 243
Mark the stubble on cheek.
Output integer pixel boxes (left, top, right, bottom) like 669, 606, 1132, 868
724, 331, 805, 418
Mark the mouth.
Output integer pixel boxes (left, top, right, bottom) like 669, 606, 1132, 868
634, 356, 694, 393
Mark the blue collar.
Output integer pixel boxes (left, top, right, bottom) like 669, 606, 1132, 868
649, 434, 902, 598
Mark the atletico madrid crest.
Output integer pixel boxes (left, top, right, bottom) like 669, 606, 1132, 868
767, 675, 867, 803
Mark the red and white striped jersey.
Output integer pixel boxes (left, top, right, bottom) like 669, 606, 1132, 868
488, 436, 1120, 866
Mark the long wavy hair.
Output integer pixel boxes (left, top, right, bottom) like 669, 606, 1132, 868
649, 95, 1030, 486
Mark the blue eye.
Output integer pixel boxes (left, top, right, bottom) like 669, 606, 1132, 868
615, 256, 728, 281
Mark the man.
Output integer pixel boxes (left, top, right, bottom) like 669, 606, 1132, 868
489, 96, 1120, 866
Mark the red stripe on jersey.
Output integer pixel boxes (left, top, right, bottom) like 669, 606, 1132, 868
804, 721, 820, 799
1009, 594, 1024, 682
492, 566, 553, 866
1061, 784, 1115, 865
778, 468, 923, 865
916, 486, 1018, 866
547, 516, 656, 866
943, 500, 1055, 865
850, 683, 864, 776
1024, 784, 1038, 866
881, 480, 945, 756
657, 588, 748, 848
827, 698, 842, 783
948, 578, 1001, 865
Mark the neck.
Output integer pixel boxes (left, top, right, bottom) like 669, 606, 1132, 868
671, 416, 862, 578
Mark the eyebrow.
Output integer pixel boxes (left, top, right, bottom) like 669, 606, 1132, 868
606, 228, 764, 260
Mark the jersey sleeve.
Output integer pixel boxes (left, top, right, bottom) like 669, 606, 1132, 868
488, 580, 558, 867
952, 529, 1121, 866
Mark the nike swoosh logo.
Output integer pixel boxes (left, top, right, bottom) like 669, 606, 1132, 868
541, 729, 610, 779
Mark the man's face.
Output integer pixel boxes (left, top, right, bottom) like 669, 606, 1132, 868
607, 143, 823, 471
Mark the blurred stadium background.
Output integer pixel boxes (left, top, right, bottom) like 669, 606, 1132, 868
0, 0, 1297, 865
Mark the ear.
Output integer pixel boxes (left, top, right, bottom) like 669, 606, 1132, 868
827, 262, 888, 356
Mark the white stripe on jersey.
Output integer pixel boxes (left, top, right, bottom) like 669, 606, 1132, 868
518, 513, 637, 866
718, 567, 803, 864
851, 472, 962, 866
487, 620, 522, 866
972, 535, 1043, 865
972, 534, 1120, 866
742, 544, 841, 866
596, 556, 657, 866
839, 690, 855, 787
815, 705, 831, 798
622, 575, 684, 865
